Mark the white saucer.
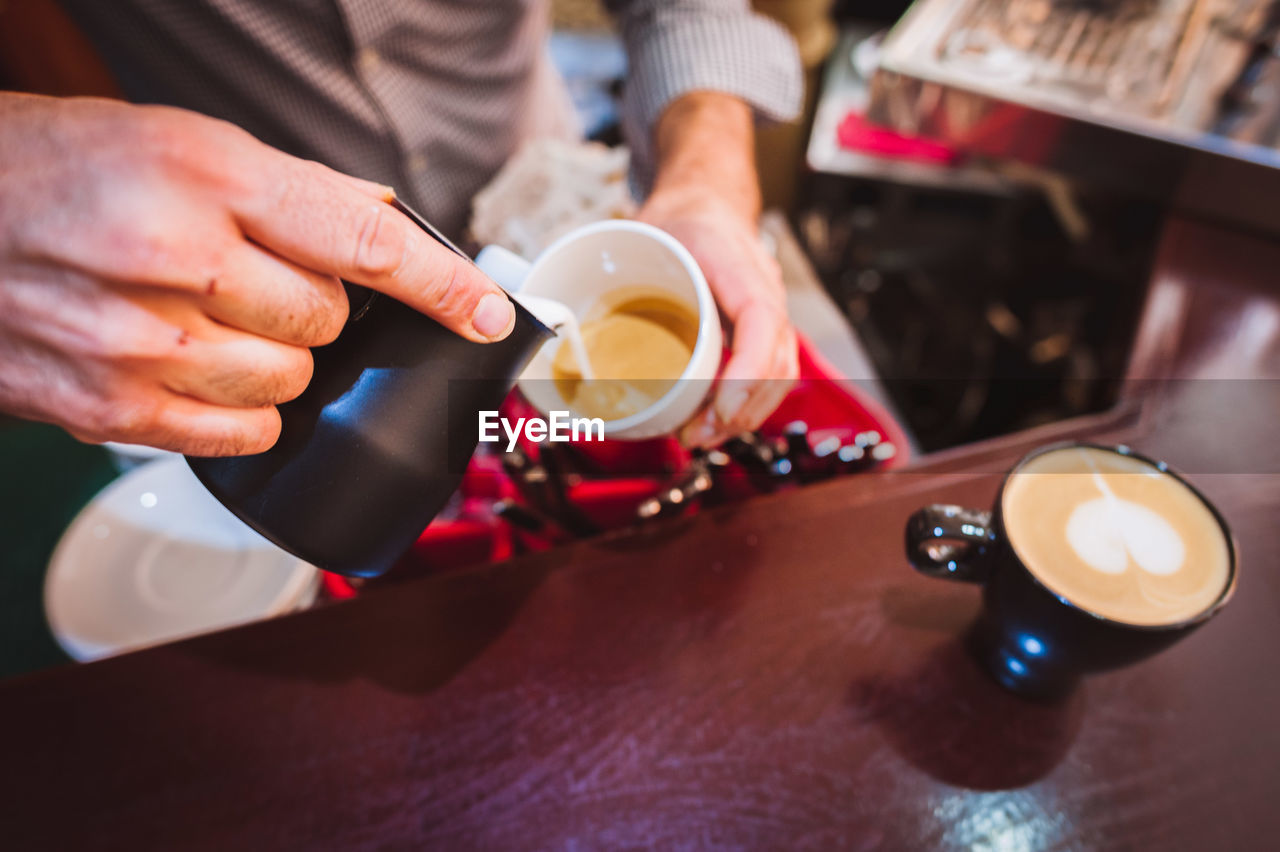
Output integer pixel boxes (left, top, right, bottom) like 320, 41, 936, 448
45, 456, 318, 662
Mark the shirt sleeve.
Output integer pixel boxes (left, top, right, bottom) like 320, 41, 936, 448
604, 0, 804, 190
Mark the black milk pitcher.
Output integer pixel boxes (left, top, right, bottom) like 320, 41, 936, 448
187, 200, 553, 577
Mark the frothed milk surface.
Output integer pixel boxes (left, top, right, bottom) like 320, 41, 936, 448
551, 290, 698, 422
1002, 447, 1231, 626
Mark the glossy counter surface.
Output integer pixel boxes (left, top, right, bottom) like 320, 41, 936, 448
1, 218, 1277, 850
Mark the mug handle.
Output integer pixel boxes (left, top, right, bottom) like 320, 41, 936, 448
476, 245, 532, 294
905, 505, 995, 583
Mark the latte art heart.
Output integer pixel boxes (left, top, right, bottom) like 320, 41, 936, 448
1065, 497, 1186, 576
1002, 447, 1230, 626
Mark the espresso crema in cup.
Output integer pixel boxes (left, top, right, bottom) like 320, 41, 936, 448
1001, 446, 1232, 626
551, 287, 699, 422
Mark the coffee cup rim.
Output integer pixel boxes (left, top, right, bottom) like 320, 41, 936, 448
999, 441, 1239, 632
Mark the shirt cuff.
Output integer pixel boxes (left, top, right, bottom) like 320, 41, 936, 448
617, 8, 804, 193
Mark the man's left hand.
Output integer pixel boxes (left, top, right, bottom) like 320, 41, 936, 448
639, 92, 799, 448
638, 187, 797, 447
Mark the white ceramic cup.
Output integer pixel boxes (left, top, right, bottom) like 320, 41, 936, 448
476, 220, 722, 440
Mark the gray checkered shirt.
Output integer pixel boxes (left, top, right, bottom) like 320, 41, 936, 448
58, 0, 802, 238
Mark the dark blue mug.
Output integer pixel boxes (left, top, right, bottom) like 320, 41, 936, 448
906, 443, 1238, 699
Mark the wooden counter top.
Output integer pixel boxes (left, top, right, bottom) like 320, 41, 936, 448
1, 218, 1277, 850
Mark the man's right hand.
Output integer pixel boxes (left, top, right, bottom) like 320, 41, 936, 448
0, 93, 515, 456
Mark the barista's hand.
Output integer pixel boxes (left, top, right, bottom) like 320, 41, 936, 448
0, 93, 515, 456
639, 92, 798, 448
638, 188, 797, 446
